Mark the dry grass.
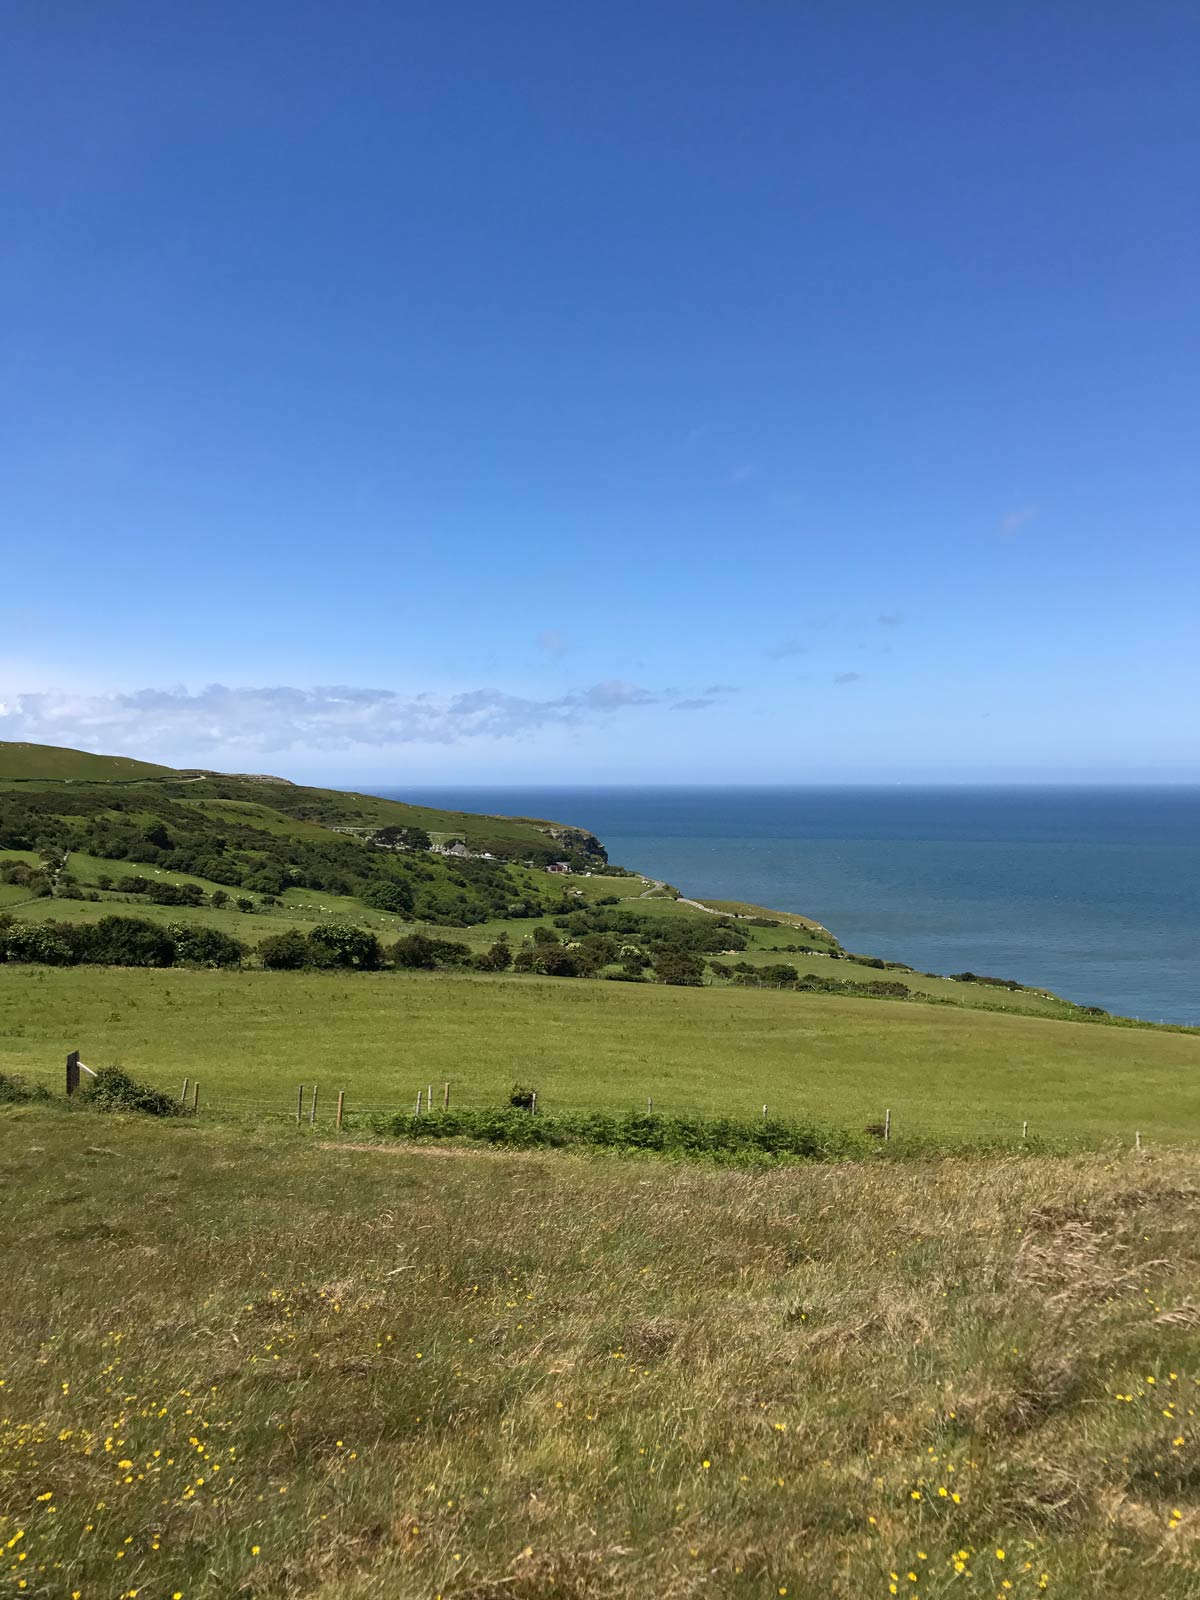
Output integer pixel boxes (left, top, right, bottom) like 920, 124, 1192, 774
3, 1108, 1200, 1598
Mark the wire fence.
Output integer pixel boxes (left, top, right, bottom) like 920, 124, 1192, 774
4, 1051, 1157, 1152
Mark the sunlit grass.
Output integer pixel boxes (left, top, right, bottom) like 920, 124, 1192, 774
3, 1109, 1199, 1597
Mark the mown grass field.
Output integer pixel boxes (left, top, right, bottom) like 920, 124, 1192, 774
3, 1107, 1200, 1599
2, 964, 1197, 1141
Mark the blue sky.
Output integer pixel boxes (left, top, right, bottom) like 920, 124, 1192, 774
2, 1, 1197, 782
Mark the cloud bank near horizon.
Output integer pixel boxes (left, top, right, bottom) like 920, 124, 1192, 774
0, 680, 724, 757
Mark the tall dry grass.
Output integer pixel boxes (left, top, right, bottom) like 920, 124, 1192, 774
2, 1108, 1199, 1597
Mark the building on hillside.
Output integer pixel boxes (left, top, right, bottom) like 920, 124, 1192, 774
546, 860, 571, 874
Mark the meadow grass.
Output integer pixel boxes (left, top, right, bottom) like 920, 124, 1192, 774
2, 965, 1197, 1141
3, 1106, 1199, 1598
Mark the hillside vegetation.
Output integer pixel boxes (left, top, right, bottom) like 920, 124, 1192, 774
0, 740, 1156, 1028
0, 739, 174, 781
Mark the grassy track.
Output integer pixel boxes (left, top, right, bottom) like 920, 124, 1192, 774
2, 965, 1197, 1139
3, 1108, 1199, 1598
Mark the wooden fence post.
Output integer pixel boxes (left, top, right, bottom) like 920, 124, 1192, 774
443, 1082, 450, 1110
296, 1084, 304, 1124
415, 1089, 423, 1116
531, 1090, 538, 1115
1135, 1130, 1142, 1152
66, 1050, 80, 1097
884, 1108, 891, 1141
191, 1081, 200, 1114
762, 1103, 768, 1120
309, 1084, 318, 1125
180, 1076, 190, 1105
336, 1091, 345, 1132
1022, 1120, 1028, 1139
647, 1096, 653, 1114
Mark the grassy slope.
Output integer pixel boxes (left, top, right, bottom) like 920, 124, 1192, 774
3, 964, 1198, 1140
3, 845, 1097, 1022
0, 740, 174, 781
3, 1108, 1199, 1599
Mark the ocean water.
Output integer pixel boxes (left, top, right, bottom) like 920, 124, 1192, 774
378, 787, 1200, 1025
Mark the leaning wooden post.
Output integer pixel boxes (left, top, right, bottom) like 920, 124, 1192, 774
335, 1091, 345, 1132
191, 1081, 200, 1113
296, 1084, 304, 1124
66, 1050, 80, 1097
884, 1108, 891, 1141
309, 1083, 318, 1126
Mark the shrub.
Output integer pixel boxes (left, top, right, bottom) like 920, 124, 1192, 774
0, 1072, 52, 1104
168, 923, 247, 968
391, 933, 472, 969
760, 963, 799, 987
0, 920, 77, 965
258, 929, 310, 970
305, 922, 384, 970
361, 879, 416, 915
391, 933, 438, 969
382, 1104, 871, 1163
653, 951, 705, 986
82, 1065, 182, 1117
148, 882, 204, 907
538, 945, 582, 978
475, 937, 512, 972
81, 916, 177, 968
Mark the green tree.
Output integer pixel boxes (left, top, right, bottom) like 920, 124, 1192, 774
306, 922, 383, 970
361, 879, 415, 915
653, 951, 705, 987
259, 929, 309, 970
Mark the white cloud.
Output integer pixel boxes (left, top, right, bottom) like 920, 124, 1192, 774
0, 680, 665, 757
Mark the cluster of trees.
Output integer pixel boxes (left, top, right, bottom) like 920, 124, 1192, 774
0, 860, 53, 897
948, 970, 1026, 991
0, 914, 246, 969
257, 925, 515, 973
708, 960, 911, 999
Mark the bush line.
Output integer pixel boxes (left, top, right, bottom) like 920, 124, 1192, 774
369, 1105, 1077, 1164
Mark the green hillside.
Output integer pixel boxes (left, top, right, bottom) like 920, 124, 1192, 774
0, 739, 175, 781
1, 738, 1188, 1030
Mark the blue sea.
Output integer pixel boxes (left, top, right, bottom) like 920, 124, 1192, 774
378, 787, 1200, 1025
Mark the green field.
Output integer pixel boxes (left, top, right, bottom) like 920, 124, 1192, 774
3, 1107, 1199, 1599
3, 964, 1197, 1141
0, 740, 174, 781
